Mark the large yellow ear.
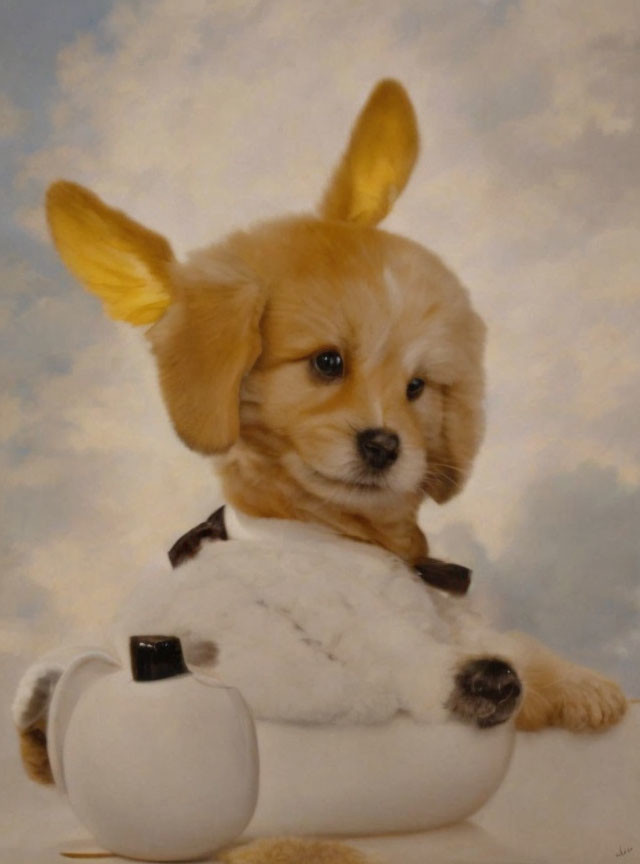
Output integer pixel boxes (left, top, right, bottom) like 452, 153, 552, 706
319, 79, 419, 226
46, 181, 174, 325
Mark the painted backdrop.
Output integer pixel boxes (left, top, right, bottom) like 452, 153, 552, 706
1, 0, 638, 790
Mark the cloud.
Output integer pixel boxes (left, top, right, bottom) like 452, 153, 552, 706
0, 91, 27, 140
431, 462, 640, 693
0, 260, 222, 659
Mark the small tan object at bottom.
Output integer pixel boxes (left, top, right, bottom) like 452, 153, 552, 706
219, 836, 377, 864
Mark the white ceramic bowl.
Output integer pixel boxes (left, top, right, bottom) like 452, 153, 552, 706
248, 715, 515, 836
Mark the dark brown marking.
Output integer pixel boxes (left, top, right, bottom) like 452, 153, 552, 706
168, 506, 227, 568
414, 556, 471, 595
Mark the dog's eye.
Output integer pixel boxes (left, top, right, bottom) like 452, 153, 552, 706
406, 377, 425, 400
312, 350, 344, 379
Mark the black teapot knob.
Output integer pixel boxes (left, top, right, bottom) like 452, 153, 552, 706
129, 635, 189, 682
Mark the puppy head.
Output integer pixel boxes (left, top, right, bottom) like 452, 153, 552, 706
45, 80, 485, 513
221, 218, 486, 509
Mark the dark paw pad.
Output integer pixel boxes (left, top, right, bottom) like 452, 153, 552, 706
447, 657, 522, 728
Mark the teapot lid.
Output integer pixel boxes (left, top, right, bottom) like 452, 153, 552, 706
130, 636, 189, 682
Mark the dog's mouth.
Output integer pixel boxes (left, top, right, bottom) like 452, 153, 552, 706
283, 449, 402, 500
305, 464, 387, 494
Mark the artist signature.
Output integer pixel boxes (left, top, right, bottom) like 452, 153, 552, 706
615, 847, 633, 858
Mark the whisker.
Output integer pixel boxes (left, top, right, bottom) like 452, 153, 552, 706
531, 672, 578, 693
426, 460, 462, 474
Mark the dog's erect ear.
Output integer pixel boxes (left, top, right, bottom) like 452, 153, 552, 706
46, 181, 174, 325
146, 277, 267, 454
319, 79, 419, 226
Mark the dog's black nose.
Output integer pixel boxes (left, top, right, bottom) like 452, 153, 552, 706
357, 428, 400, 471
447, 657, 522, 728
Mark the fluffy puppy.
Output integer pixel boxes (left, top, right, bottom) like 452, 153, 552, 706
41, 78, 626, 732
18, 81, 626, 862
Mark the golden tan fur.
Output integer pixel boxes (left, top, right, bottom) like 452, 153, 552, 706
145, 217, 486, 562
22, 79, 627, 864
511, 632, 627, 732
18, 720, 53, 785
219, 837, 374, 864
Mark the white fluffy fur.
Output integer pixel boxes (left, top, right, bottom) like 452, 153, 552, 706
111, 507, 517, 725
12, 646, 94, 730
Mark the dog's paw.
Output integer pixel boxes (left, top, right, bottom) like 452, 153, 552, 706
517, 667, 627, 732
552, 670, 627, 731
447, 657, 522, 728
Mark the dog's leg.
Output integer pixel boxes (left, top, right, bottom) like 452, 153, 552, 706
219, 837, 376, 864
18, 720, 53, 785
13, 649, 93, 785
508, 632, 627, 731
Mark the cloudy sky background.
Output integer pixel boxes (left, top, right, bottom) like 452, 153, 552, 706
1, 0, 638, 756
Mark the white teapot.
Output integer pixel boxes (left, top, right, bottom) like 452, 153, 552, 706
47, 636, 259, 862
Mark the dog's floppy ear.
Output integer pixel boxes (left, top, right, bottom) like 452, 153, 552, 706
146, 275, 267, 454
46, 181, 174, 325
319, 79, 419, 226
424, 379, 485, 504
